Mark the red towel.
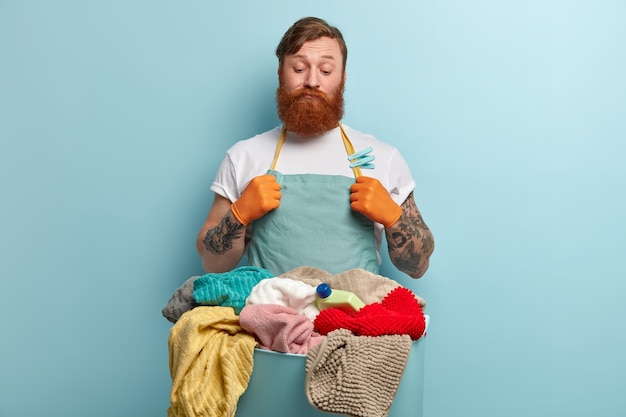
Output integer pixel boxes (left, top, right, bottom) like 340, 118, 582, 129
314, 287, 426, 340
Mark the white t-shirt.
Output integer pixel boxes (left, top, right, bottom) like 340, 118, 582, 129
210, 124, 416, 254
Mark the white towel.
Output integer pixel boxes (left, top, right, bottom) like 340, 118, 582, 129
246, 277, 320, 320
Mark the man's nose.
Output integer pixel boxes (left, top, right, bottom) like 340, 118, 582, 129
304, 70, 320, 88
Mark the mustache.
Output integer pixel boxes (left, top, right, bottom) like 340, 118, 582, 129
290, 87, 331, 102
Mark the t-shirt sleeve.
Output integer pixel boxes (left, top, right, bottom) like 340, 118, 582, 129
210, 153, 239, 203
387, 148, 416, 205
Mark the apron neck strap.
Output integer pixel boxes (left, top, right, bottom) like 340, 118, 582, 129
270, 124, 362, 177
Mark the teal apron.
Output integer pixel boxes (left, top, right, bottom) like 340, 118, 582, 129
247, 125, 380, 276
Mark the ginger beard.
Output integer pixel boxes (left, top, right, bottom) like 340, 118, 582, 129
276, 77, 345, 138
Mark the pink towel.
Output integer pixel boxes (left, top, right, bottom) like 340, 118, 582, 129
239, 304, 324, 354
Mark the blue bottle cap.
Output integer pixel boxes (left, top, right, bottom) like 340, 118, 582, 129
316, 283, 331, 298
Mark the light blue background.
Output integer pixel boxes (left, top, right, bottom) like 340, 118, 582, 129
1, 1, 625, 416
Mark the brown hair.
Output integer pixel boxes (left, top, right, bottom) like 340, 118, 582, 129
275, 17, 348, 70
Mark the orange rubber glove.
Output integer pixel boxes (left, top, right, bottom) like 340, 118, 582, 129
231, 174, 281, 226
350, 176, 402, 228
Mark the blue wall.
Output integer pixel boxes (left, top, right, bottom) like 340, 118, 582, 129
1, 1, 625, 416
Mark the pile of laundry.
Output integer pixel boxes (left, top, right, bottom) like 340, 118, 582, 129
163, 266, 427, 417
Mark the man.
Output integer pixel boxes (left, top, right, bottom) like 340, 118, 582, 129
196, 17, 434, 278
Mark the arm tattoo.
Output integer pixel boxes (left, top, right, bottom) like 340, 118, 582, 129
202, 215, 245, 255
387, 192, 434, 277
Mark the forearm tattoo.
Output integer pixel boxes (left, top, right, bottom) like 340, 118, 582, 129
202, 215, 245, 255
387, 192, 434, 277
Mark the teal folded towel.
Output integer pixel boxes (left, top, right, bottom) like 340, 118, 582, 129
192, 266, 274, 314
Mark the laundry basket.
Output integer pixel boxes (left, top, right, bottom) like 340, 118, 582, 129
235, 317, 428, 417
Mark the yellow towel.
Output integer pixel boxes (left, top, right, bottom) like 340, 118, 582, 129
168, 306, 257, 417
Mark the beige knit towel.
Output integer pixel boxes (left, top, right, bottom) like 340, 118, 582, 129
167, 306, 257, 417
305, 329, 413, 417
280, 266, 427, 309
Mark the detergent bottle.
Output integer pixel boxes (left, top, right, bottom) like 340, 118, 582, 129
316, 283, 365, 313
